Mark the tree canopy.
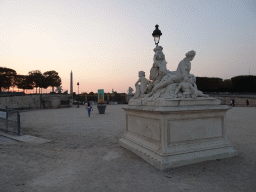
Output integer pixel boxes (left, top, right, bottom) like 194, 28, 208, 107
222, 79, 234, 92
0, 67, 17, 92
15, 75, 34, 92
196, 77, 223, 92
28, 70, 42, 93
231, 75, 256, 92
0, 67, 62, 93
28, 70, 50, 93
196, 76, 256, 93
43, 70, 61, 92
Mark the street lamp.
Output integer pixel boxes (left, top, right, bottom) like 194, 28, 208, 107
152, 24, 162, 46
77, 82, 79, 107
77, 82, 79, 95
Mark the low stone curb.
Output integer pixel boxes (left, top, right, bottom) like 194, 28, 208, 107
0, 131, 51, 145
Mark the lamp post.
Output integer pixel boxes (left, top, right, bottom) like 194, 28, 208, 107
77, 82, 79, 108
152, 24, 162, 46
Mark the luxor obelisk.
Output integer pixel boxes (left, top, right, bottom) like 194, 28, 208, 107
70, 70, 73, 102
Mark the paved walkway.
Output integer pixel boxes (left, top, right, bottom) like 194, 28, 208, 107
0, 105, 256, 191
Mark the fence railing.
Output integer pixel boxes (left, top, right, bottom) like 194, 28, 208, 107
0, 109, 20, 135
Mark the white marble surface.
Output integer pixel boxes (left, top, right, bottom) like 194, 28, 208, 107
129, 97, 221, 107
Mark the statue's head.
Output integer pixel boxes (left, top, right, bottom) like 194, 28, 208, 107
128, 87, 134, 94
139, 71, 145, 77
185, 50, 196, 61
153, 46, 163, 52
188, 74, 196, 83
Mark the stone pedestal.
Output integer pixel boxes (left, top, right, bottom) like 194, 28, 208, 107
119, 98, 238, 170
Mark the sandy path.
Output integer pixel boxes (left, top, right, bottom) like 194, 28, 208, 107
0, 105, 256, 191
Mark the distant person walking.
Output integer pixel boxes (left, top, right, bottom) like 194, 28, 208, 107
87, 103, 93, 117
84, 102, 88, 109
232, 99, 235, 107
246, 99, 249, 107
230, 99, 233, 106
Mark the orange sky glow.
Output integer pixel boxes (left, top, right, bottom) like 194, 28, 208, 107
1, 0, 255, 94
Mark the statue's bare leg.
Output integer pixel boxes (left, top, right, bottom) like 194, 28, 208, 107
196, 90, 209, 97
146, 78, 175, 97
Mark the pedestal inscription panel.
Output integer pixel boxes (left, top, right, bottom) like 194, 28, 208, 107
168, 117, 223, 143
127, 115, 161, 142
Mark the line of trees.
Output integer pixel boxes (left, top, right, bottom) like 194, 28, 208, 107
2, 66, 254, 94
196, 75, 256, 93
0, 67, 61, 93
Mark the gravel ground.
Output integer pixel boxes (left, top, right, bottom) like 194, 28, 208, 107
0, 105, 256, 192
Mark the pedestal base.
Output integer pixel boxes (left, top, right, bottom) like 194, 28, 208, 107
120, 137, 237, 170
119, 100, 238, 170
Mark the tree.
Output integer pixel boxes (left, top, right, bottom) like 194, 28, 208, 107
222, 79, 234, 92
231, 75, 256, 92
0, 67, 17, 92
196, 77, 223, 92
15, 75, 34, 93
87, 92, 97, 101
28, 70, 51, 94
37, 75, 49, 93
43, 70, 61, 92
28, 70, 43, 94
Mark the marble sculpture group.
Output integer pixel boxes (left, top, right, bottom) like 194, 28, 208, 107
132, 46, 208, 101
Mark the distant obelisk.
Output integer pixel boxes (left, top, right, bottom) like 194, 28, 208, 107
70, 70, 73, 95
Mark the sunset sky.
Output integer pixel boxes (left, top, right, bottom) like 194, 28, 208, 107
1, 0, 255, 93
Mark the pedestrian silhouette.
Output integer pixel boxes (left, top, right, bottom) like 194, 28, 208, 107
87, 103, 93, 117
